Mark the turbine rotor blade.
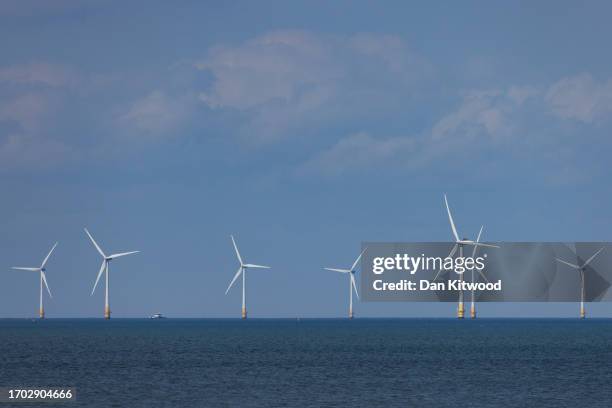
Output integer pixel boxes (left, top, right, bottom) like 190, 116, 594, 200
444, 194, 460, 242
471, 226, 484, 258
555, 258, 580, 269
91, 260, 106, 295
230, 235, 243, 265
469, 242, 499, 249
477, 268, 490, 284
350, 273, 359, 300
84, 228, 106, 258
324, 268, 350, 273
583, 247, 604, 267
109, 251, 140, 259
41, 271, 52, 298
243, 264, 270, 269
40, 242, 58, 269
350, 247, 367, 272
11, 267, 40, 271
433, 244, 458, 281
225, 267, 243, 295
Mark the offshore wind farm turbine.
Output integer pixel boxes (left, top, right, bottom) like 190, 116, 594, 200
85, 228, 139, 319
11, 242, 58, 319
225, 235, 270, 319
434, 194, 498, 319
324, 248, 366, 319
556, 247, 604, 319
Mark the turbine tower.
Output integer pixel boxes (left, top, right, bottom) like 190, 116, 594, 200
324, 248, 366, 319
556, 247, 604, 319
11, 242, 58, 319
85, 228, 139, 319
435, 194, 498, 319
469, 226, 491, 319
225, 235, 270, 319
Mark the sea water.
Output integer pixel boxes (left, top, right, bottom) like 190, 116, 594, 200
1, 318, 611, 407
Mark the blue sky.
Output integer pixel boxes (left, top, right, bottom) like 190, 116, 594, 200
1, 0, 612, 317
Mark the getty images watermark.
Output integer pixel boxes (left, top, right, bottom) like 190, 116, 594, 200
371, 251, 501, 292
360, 242, 612, 302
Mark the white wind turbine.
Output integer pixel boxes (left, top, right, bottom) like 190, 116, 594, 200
324, 248, 366, 319
11, 242, 58, 319
225, 235, 270, 319
85, 228, 139, 319
434, 194, 498, 319
556, 247, 604, 319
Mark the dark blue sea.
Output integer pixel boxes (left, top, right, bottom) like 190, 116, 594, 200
1, 319, 611, 407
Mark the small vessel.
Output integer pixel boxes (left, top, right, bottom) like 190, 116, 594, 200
150, 313, 165, 319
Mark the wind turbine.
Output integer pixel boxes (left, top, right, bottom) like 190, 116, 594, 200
324, 248, 366, 319
225, 235, 270, 319
11, 242, 58, 319
85, 228, 139, 319
556, 247, 604, 319
434, 194, 498, 319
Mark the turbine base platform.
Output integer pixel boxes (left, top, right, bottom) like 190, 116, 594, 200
457, 304, 465, 319
241, 308, 247, 319
39, 308, 44, 319
470, 306, 476, 319
580, 309, 586, 319
104, 306, 111, 320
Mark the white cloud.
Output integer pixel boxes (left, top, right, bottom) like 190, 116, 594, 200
546, 73, 612, 123
0, 133, 72, 170
300, 86, 544, 177
0, 92, 59, 133
0, 62, 83, 168
298, 132, 418, 177
196, 30, 430, 140
0, 62, 75, 87
197, 31, 340, 110
119, 91, 195, 137
430, 88, 533, 143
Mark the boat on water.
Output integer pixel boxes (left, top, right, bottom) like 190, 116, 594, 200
150, 313, 165, 319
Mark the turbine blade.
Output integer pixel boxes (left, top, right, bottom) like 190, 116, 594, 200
109, 250, 140, 259
41, 271, 52, 298
40, 242, 58, 269
91, 260, 106, 295
225, 267, 242, 294
243, 264, 270, 269
11, 267, 40, 271
230, 235, 243, 265
555, 258, 580, 269
470, 242, 499, 249
350, 247, 367, 272
433, 244, 457, 281
324, 268, 350, 273
444, 194, 460, 242
351, 273, 359, 300
583, 247, 604, 267
471, 226, 484, 258
84, 228, 106, 258
477, 268, 490, 284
